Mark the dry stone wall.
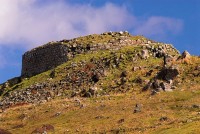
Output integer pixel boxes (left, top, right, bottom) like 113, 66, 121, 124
22, 43, 68, 77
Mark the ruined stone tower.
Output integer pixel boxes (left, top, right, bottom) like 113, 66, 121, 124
21, 32, 135, 77
21, 31, 162, 78
21, 43, 68, 77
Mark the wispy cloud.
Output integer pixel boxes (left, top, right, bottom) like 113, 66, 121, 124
0, 0, 135, 49
0, 0, 183, 69
134, 16, 183, 37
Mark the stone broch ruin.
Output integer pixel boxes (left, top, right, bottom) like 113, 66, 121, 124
22, 43, 68, 77
22, 31, 140, 77
21, 31, 178, 77
0, 31, 182, 109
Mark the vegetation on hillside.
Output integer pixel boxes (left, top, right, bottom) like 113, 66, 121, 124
0, 32, 199, 133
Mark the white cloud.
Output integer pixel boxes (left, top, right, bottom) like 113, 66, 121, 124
0, 0, 185, 82
134, 16, 183, 36
0, 0, 183, 50
0, 0, 135, 49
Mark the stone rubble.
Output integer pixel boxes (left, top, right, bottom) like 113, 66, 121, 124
0, 31, 181, 109
21, 31, 179, 78
143, 64, 179, 94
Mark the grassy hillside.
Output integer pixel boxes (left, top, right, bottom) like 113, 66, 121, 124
1, 89, 200, 133
0, 32, 200, 133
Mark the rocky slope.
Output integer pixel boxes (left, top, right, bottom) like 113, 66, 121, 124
0, 31, 200, 133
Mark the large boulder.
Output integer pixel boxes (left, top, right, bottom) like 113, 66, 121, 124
160, 82, 173, 92
31, 124, 54, 134
177, 50, 191, 64
156, 66, 179, 81
164, 55, 175, 67
181, 50, 190, 59
140, 49, 149, 59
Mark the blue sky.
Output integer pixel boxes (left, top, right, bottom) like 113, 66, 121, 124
0, 0, 199, 83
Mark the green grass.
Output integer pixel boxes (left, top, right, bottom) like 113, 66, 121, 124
154, 122, 200, 134
0, 32, 200, 133
1, 89, 200, 133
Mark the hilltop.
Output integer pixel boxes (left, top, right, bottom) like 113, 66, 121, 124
0, 31, 200, 133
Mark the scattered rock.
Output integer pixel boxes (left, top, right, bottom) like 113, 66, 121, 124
181, 50, 191, 59
146, 70, 153, 77
133, 104, 141, 113
152, 79, 160, 89
12, 124, 24, 129
120, 71, 128, 77
74, 98, 81, 106
120, 77, 127, 85
91, 73, 100, 83
157, 66, 179, 81
159, 116, 168, 121
119, 31, 124, 35
142, 81, 152, 91
140, 50, 149, 59
195, 66, 200, 71
53, 112, 61, 117
95, 115, 104, 119
88, 86, 98, 96
164, 55, 174, 67
143, 77, 174, 93
31, 124, 54, 134
18, 113, 27, 120
134, 77, 143, 84
0, 32, 182, 110
192, 104, 200, 109
132, 66, 140, 71
151, 90, 158, 95
117, 118, 125, 123
160, 82, 173, 92
177, 50, 191, 64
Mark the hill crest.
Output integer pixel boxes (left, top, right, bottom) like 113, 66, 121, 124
1, 31, 199, 111
22, 31, 155, 77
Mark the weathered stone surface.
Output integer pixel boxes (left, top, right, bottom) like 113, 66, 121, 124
133, 104, 141, 113
31, 124, 54, 134
157, 66, 179, 81
142, 65, 178, 93
164, 55, 174, 67
181, 50, 190, 59
160, 82, 173, 92
140, 49, 149, 59
159, 116, 168, 121
196, 66, 200, 71
0, 59, 107, 108
22, 43, 68, 77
